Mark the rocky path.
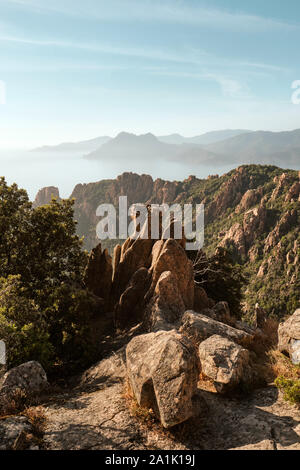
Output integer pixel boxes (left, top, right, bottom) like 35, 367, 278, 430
41, 351, 300, 451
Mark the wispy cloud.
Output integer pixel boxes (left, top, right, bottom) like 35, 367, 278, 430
0, 34, 210, 65
4, 0, 299, 32
0, 34, 288, 76
147, 69, 248, 99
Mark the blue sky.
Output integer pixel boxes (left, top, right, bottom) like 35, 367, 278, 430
0, 0, 300, 147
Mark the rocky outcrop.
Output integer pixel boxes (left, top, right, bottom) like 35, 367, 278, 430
271, 173, 293, 200
235, 187, 263, 213
285, 181, 300, 202
220, 223, 246, 258
0, 361, 48, 397
180, 311, 253, 346
115, 267, 150, 330
113, 210, 193, 331
33, 166, 299, 321
145, 239, 194, 331
84, 243, 112, 306
199, 335, 250, 393
278, 309, 300, 364
221, 203, 268, 259
208, 167, 251, 220
112, 237, 154, 303
32, 186, 60, 208
264, 210, 298, 252
126, 330, 200, 428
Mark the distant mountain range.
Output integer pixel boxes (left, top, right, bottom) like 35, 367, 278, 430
32, 128, 300, 169
206, 129, 300, 166
86, 132, 178, 161
158, 129, 251, 145
33, 136, 111, 153
32, 129, 250, 153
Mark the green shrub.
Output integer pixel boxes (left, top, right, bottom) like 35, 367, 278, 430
275, 376, 300, 405
0, 178, 102, 373
0, 276, 55, 369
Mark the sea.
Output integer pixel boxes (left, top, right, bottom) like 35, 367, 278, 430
0, 148, 236, 201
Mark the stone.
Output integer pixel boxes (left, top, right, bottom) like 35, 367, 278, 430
194, 286, 210, 312
126, 330, 200, 428
146, 271, 187, 331
198, 335, 250, 393
264, 210, 298, 253
180, 310, 253, 346
220, 223, 246, 258
80, 348, 127, 388
147, 238, 194, 311
212, 301, 232, 324
0, 416, 32, 450
235, 187, 263, 213
285, 181, 300, 202
0, 361, 48, 397
278, 309, 300, 364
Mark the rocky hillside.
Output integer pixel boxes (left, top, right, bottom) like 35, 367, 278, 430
34, 165, 300, 319
1, 208, 299, 450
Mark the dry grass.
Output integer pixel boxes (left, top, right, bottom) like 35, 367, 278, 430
0, 388, 28, 418
268, 350, 300, 380
122, 378, 202, 447
0, 389, 47, 449
245, 317, 300, 390
122, 379, 157, 427
23, 406, 47, 438
198, 371, 216, 393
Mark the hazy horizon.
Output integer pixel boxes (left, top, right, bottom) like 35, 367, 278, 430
1, 0, 300, 147
0, 1, 300, 197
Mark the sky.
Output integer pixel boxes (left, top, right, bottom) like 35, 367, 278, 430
0, 0, 300, 148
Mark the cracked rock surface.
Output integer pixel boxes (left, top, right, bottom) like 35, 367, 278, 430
42, 351, 300, 450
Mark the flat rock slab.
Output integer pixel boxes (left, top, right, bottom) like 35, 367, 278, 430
41, 353, 300, 450
0, 416, 33, 450
180, 310, 252, 345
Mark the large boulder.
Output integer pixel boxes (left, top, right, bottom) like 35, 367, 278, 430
0, 361, 48, 397
146, 271, 187, 331
126, 330, 200, 428
278, 309, 300, 364
147, 239, 194, 310
198, 335, 250, 394
180, 310, 253, 346
194, 286, 210, 312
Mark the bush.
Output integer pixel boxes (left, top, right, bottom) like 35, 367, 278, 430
275, 376, 300, 405
189, 247, 245, 318
0, 178, 103, 373
0, 276, 54, 369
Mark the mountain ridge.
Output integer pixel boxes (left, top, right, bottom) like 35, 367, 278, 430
33, 164, 300, 319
